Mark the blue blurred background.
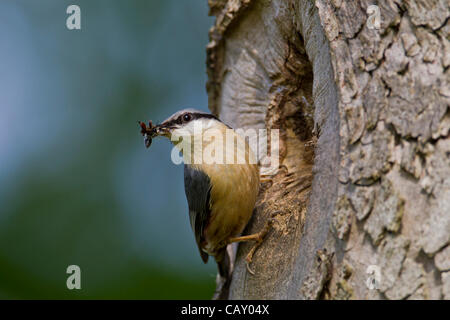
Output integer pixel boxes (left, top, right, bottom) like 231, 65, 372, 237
0, 0, 217, 298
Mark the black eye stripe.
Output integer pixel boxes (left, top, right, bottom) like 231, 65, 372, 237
162, 112, 227, 128
179, 113, 219, 123
190, 113, 218, 121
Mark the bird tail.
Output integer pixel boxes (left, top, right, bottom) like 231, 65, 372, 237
213, 246, 233, 300
217, 247, 231, 278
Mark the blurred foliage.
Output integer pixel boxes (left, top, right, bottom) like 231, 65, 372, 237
0, 0, 216, 299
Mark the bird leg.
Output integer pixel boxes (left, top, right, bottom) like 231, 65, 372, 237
228, 218, 273, 275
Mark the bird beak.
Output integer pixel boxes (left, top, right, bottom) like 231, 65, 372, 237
155, 123, 172, 137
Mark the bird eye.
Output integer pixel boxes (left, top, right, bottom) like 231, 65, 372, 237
183, 113, 192, 122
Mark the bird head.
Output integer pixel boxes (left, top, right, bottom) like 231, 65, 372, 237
139, 108, 225, 149
157, 108, 221, 137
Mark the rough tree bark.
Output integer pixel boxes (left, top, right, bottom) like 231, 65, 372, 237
206, 0, 450, 299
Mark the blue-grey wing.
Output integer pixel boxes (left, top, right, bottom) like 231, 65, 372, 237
184, 164, 211, 263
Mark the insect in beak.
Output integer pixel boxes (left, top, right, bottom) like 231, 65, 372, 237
138, 120, 173, 148
138, 120, 157, 148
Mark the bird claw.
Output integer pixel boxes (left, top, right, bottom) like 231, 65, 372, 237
227, 217, 275, 276
246, 260, 255, 275
244, 218, 275, 276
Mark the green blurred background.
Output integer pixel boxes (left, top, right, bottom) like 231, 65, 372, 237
0, 0, 217, 299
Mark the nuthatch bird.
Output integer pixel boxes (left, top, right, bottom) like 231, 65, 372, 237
139, 109, 271, 296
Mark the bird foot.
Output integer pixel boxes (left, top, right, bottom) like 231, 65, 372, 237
229, 217, 274, 275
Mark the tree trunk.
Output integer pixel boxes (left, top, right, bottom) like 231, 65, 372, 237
206, 0, 450, 299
